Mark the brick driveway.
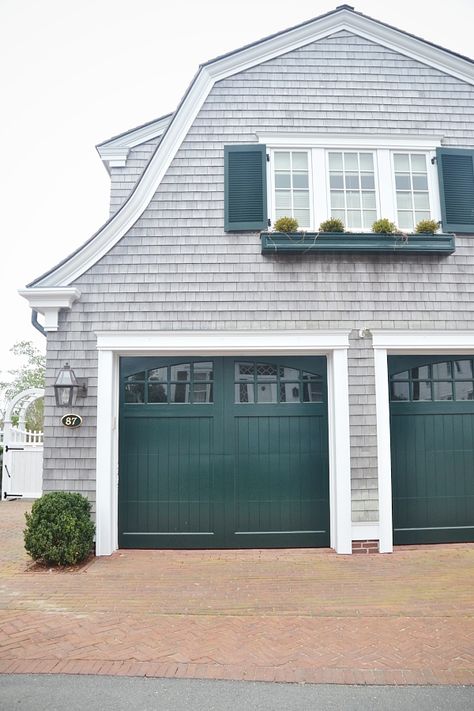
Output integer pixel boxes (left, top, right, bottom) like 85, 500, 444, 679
1, 501, 473, 685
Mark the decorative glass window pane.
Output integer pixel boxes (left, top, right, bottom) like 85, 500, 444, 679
455, 382, 474, 400
303, 381, 323, 402
194, 362, 213, 380
391, 382, 409, 401
273, 151, 310, 228
148, 367, 167, 382
236, 383, 254, 403
431, 362, 451, 379
170, 382, 190, 403
257, 383, 277, 403
256, 363, 277, 378
411, 381, 432, 401
236, 362, 254, 380
170, 364, 190, 381
280, 383, 300, 402
433, 382, 453, 401
410, 365, 430, 380
394, 153, 430, 230
126, 372, 145, 382
454, 360, 473, 379
148, 383, 168, 403
125, 383, 145, 403
329, 151, 377, 230
279, 366, 300, 380
193, 383, 213, 403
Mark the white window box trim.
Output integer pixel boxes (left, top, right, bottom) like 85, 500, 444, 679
372, 329, 474, 553
94, 329, 352, 557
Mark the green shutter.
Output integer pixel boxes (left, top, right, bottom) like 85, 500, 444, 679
437, 147, 474, 233
224, 144, 267, 232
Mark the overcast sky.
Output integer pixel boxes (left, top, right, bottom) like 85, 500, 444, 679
1, 0, 473, 377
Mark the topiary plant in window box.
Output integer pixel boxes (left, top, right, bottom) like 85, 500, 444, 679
415, 219, 439, 234
273, 216, 299, 233
371, 218, 397, 234
319, 217, 345, 233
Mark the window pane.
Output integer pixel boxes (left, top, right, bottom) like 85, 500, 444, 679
345, 173, 359, 189
392, 371, 409, 381
170, 382, 190, 403
280, 366, 300, 380
126, 372, 145, 382
331, 191, 345, 208
303, 382, 323, 402
415, 211, 431, 223
362, 192, 376, 209
294, 210, 310, 227
394, 154, 410, 171
432, 362, 451, 379
360, 174, 375, 189
411, 365, 430, 380
302, 371, 321, 380
280, 383, 300, 403
293, 191, 309, 208
170, 364, 190, 381
412, 381, 432, 401
235, 362, 254, 380
274, 152, 290, 170
328, 152, 343, 170
347, 210, 362, 228
412, 175, 428, 190
363, 210, 377, 226
256, 363, 277, 378
455, 382, 474, 400
124, 383, 145, 403
454, 360, 473, 379
398, 212, 413, 229
331, 210, 345, 221
194, 362, 213, 380
148, 367, 167, 382
193, 383, 213, 403
344, 153, 358, 171
359, 153, 374, 171
275, 190, 291, 210
395, 174, 411, 190
330, 174, 344, 189
292, 152, 308, 170
391, 382, 409, 401
293, 173, 309, 189
433, 382, 453, 401
257, 383, 277, 403
275, 173, 291, 189
411, 154, 427, 171
397, 193, 413, 210
236, 383, 254, 403
148, 383, 168, 403
346, 191, 361, 209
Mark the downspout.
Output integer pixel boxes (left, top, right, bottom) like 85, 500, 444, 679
31, 310, 46, 337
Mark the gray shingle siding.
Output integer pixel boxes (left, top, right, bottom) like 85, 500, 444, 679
42, 30, 474, 524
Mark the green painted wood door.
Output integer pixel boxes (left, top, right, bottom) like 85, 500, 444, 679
389, 355, 474, 545
119, 356, 329, 549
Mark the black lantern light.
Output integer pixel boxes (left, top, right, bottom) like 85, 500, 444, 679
54, 363, 88, 407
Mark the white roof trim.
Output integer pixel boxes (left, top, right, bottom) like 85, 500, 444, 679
18, 287, 81, 332
96, 114, 173, 170
31, 7, 474, 289
258, 134, 444, 149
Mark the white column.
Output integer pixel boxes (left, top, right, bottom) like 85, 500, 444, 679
374, 347, 393, 553
327, 348, 352, 554
95, 349, 118, 555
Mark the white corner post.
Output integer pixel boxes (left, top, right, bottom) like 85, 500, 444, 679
95, 348, 119, 556
373, 347, 393, 553
327, 348, 352, 554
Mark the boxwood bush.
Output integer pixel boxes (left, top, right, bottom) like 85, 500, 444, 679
24, 492, 95, 566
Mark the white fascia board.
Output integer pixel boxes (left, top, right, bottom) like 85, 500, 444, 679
95, 329, 351, 354
96, 114, 173, 169
372, 330, 474, 351
18, 287, 81, 332
258, 134, 444, 149
34, 8, 474, 289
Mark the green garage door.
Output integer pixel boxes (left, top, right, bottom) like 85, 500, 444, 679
389, 355, 474, 544
119, 356, 329, 549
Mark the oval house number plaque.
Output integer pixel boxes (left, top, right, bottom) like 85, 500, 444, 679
61, 414, 83, 428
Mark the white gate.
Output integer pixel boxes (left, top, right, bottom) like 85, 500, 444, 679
1, 388, 44, 500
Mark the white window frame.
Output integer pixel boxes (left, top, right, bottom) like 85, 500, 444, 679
261, 135, 443, 231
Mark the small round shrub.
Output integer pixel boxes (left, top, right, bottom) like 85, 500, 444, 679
371, 218, 397, 234
24, 492, 95, 566
319, 217, 345, 233
274, 216, 299, 232
415, 219, 439, 234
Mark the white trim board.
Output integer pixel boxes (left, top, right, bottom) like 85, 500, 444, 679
28, 6, 474, 289
96, 114, 173, 171
372, 329, 474, 553
94, 329, 352, 556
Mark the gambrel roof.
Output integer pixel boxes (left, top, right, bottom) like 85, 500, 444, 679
22, 4, 474, 303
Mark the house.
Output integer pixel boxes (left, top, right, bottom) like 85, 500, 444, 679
20, 5, 474, 555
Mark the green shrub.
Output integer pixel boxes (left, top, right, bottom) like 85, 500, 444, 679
24, 492, 95, 566
319, 217, 345, 233
415, 219, 439, 234
371, 218, 397, 234
274, 216, 299, 232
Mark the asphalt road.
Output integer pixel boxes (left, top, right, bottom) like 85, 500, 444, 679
0, 675, 473, 711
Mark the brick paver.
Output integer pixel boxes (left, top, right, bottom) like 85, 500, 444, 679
1, 500, 473, 684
